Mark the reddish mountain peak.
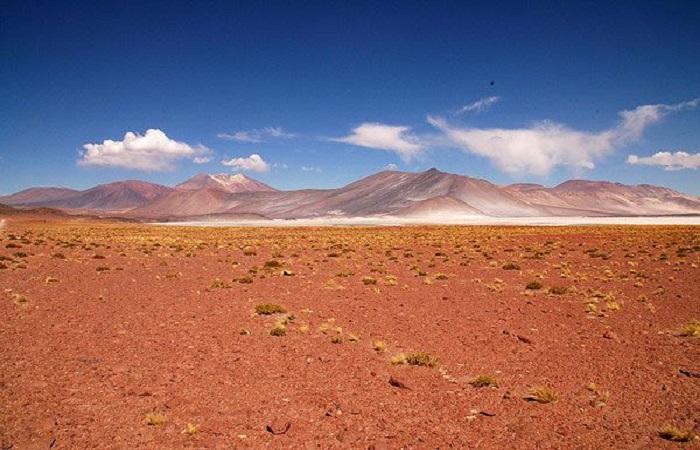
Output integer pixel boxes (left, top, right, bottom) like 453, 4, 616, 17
87, 180, 173, 200
0, 187, 79, 205
554, 179, 620, 190
176, 173, 276, 193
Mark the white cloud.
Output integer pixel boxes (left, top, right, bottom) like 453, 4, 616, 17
383, 163, 399, 171
221, 154, 270, 172
217, 127, 296, 143
193, 156, 212, 164
332, 123, 424, 161
301, 165, 321, 172
627, 151, 700, 170
458, 96, 500, 114
79, 129, 208, 171
429, 99, 699, 176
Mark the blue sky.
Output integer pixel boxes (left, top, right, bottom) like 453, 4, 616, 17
1, 0, 699, 194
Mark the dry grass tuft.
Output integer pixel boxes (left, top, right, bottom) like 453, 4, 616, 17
524, 386, 558, 403
680, 319, 700, 337
373, 340, 387, 353
658, 425, 696, 442
270, 321, 287, 336
526, 280, 543, 290
183, 423, 198, 435
255, 303, 287, 315
362, 276, 377, 285
548, 286, 568, 295
405, 352, 438, 367
390, 353, 407, 365
145, 412, 167, 426
469, 375, 499, 388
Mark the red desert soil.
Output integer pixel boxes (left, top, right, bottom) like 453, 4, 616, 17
1, 219, 699, 449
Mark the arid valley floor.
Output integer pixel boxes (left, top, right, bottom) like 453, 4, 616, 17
1, 219, 699, 449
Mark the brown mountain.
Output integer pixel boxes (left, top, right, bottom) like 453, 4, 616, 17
0, 187, 79, 205
1, 181, 173, 212
506, 179, 700, 216
5, 169, 700, 219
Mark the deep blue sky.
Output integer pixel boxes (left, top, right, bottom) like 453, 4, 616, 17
1, 0, 699, 194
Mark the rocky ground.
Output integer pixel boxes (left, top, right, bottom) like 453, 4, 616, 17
1, 219, 699, 449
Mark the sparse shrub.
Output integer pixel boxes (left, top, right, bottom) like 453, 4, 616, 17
548, 286, 567, 295
373, 340, 387, 353
11, 293, 28, 306
183, 423, 198, 435
405, 352, 438, 367
270, 322, 287, 336
145, 412, 167, 426
330, 336, 343, 344
210, 278, 230, 289
264, 260, 282, 268
362, 276, 377, 285
605, 299, 621, 311
390, 353, 407, 365
502, 262, 520, 270
658, 425, 696, 442
434, 273, 448, 280
680, 319, 700, 337
524, 386, 558, 403
526, 280, 543, 290
255, 303, 287, 315
469, 375, 498, 388
238, 276, 253, 284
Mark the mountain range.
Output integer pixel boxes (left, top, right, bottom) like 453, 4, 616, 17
2, 169, 700, 220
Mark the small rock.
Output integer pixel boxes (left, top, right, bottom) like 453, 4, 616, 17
679, 369, 700, 378
516, 335, 533, 344
265, 421, 291, 435
603, 330, 619, 341
389, 376, 410, 389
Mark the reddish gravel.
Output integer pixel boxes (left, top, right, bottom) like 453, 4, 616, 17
1, 220, 699, 449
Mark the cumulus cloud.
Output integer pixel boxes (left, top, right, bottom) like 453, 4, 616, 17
383, 163, 399, 171
301, 165, 321, 172
627, 151, 700, 170
78, 129, 209, 171
192, 156, 212, 164
332, 123, 424, 161
458, 96, 500, 114
221, 154, 270, 172
429, 99, 699, 176
217, 127, 296, 143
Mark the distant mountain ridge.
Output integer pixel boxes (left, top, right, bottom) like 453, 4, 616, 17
2, 169, 699, 219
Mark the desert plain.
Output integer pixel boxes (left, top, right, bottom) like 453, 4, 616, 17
1, 218, 699, 449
